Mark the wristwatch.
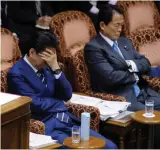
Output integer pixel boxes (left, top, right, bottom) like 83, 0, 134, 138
53, 69, 62, 74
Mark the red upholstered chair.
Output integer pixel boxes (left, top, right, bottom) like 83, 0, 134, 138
116, 1, 160, 92
117, 1, 160, 37
50, 11, 126, 102
128, 26, 160, 93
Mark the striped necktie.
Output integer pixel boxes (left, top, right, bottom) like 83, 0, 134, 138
113, 41, 125, 59
56, 112, 72, 124
37, 70, 47, 87
112, 42, 140, 97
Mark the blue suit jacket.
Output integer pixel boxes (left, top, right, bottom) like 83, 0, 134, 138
7, 58, 80, 132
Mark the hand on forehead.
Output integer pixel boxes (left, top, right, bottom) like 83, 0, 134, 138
45, 48, 56, 53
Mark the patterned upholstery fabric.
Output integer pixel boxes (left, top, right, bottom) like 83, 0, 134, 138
1, 28, 45, 135
1, 28, 21, 92
30, 119, 45, 135
117, 1, 160, 36
128, 26, 160, 66
66, 102, 100, 132
50, 11, 96, 62
127, 26, 160, 92
1, 68, 10, 93
142, 75, 160, 93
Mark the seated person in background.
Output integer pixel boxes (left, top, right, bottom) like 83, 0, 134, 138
7, 31, 117, 149
7, 1, 53, 55
84, 5, 160, 111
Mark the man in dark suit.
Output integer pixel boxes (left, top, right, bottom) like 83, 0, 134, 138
7, 31, 117, 149
7, 1, 54, 55
84, 5, 160, 111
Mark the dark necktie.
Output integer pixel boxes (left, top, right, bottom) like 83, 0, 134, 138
37, 70, 47, 87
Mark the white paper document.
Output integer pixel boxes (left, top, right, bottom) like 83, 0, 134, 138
110, 111, 134, 123
70, 94, 103, 106
70, 94, 131, 121
0, 92, 21, 106
29, 132, 57, 149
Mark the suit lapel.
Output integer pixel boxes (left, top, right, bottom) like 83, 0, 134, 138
20, 59, 46, 92
96, 35, 128, 67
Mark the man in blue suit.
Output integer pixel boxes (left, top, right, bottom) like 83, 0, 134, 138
7, 31, 117, 149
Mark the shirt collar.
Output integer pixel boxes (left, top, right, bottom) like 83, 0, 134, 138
99, 32, 118, 47
23, 54, 38, 73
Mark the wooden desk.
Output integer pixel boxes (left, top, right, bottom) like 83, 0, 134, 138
63, 136, 105, 149
1, 96, 32, 149
131, 110, 160, 149
103, 119, 136, 149
39, 143, 62, 149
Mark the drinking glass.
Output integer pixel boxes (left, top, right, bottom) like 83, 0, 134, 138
72, 126, 80, 143
145, 100, 154, 117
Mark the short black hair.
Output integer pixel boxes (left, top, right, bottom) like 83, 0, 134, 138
97, 4, 123, 30
24, 30, 59, 56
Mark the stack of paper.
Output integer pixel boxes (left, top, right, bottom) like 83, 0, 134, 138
70, 94, 131, 121
29, 132, 57, 149
70, 94, 103, 106
0, 92, 20, 106
110, 111, 134, 123
96, 102, 120, 120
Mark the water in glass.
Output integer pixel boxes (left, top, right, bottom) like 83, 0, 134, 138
72, 126, 80, 143
145, 100, 154, 117
72, 131, 80, 143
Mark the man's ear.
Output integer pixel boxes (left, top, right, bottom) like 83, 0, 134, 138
100, 21, 105, 31
29, 48, 35, 56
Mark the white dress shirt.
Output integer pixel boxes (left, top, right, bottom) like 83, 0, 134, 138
23, 55, 61, 79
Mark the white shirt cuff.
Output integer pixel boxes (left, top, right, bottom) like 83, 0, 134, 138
133, 73, 139, 83
126, 60, 139, 72
54, 72, 62, 79
90, 6, 99, 14
35, 24, 50, 30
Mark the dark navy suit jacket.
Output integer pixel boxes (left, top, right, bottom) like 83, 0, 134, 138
7, 58, 80, 133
